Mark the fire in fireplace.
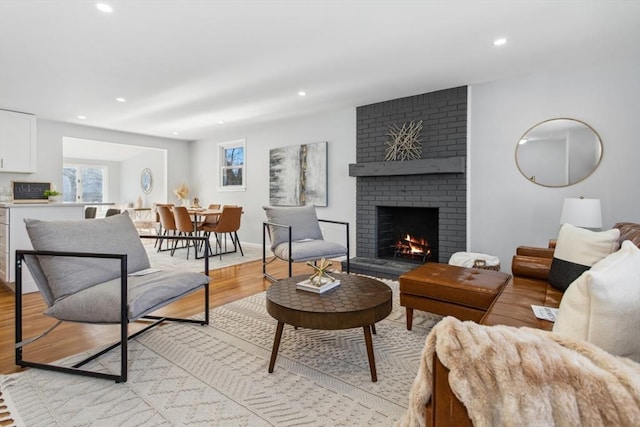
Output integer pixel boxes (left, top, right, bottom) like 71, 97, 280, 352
394, 233, 432, 262
377, 206, 439, 264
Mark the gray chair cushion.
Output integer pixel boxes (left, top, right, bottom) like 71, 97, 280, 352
263, 205, 323, 249
273, 240, 347, 263
24, 213, 151, 302
44, 270, 210, 323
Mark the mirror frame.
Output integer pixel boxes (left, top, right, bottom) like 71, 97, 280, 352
515, 118, 603, 188
141, 168, 153, 194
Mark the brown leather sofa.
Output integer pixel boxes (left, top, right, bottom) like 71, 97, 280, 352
425, 222, 640, 427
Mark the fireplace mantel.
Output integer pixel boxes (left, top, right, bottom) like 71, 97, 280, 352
348, 157, 465, 177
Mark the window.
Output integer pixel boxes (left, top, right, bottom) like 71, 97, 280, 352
218, 139, 246, 191
63, 164, 108, 202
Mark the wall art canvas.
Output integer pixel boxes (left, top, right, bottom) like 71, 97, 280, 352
269, 141, 327, 206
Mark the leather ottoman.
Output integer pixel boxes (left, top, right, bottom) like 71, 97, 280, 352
399, 263, 511, 329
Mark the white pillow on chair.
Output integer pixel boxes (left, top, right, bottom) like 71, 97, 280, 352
553, 240, 640, 362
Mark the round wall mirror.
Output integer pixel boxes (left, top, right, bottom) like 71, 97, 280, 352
515, 118, 603, 187
141, 168, 153, 194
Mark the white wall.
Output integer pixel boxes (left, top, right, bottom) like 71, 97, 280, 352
191, 108, 357, 251
469, 57, 640, 272
121, 149, 166, 208
0, 119, 191, 203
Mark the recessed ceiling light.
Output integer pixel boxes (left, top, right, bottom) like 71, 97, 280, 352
217, 121, 225, 125
96, 3, 113, 13
77, 115, 87, 120
493, 38, 507, 46
298, 91, 307, 97
115, 97, 126, 102
172, 131, 179, 135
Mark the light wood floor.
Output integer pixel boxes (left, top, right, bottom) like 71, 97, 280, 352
0, 258, 316, 377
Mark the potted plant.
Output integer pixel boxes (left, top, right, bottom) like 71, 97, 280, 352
43, 189, 62, 202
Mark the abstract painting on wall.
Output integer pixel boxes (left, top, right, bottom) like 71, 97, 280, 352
269, 141, 327, 206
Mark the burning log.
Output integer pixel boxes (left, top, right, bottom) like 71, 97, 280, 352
394, 234, 431, 262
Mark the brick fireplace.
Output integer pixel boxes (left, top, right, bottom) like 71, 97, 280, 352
345, 86, 467, 278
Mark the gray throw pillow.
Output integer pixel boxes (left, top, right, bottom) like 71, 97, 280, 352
24, 213, 151, 302
263, 205, 323, 249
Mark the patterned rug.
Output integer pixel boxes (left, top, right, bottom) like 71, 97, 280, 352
145, 240, 264, 272
0, 281, 441, 426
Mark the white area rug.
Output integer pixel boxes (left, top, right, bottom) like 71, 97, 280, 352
145, 239, 264, 272
0, 281, 441, 426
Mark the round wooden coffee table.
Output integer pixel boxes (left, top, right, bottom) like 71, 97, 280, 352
265, 273, 392, 382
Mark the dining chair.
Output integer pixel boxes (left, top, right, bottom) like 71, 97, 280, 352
172, 206, 198, 259
84, 206, 97, 219
153, 203, 174, 248
105, 208, 121, 217
201, 206, 243, 259
197, 204, 221, 230
157, 205, 178, 252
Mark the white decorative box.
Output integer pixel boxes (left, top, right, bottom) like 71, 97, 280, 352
296, 277, 341, 294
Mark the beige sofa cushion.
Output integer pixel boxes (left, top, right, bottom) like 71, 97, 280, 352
553, 240, 640, 362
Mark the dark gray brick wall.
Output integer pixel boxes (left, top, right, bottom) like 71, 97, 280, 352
355, 86, 467, 263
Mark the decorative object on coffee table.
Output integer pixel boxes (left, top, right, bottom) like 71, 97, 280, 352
308, 258, 335, 283
296, 258, 341, 293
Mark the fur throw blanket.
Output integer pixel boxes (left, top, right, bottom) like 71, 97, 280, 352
396, 317, 640, 427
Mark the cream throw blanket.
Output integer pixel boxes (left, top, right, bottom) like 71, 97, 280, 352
396, 317, 640, 427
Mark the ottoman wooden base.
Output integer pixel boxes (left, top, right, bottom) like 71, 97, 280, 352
400, 263, 511, 329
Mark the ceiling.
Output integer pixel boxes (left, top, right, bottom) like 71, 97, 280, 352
1, 0, 639, 142
63, 137, 162, 162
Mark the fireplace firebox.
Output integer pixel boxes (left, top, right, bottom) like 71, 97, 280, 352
377, 206, 439, 264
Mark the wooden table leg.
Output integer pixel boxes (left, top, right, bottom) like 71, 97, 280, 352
268, 321, 285, 373
363, 325, 377, 382
406, 307, 414, 331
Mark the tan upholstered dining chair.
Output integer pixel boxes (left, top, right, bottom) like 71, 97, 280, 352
172, 206, 199, 259
156, 205, 178, 252
200, 206, 243, 259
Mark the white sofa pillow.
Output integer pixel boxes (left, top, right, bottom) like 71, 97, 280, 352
554, 240, 640, 362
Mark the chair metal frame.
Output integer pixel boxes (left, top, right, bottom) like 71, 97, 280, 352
15, 235, 211, 383
262, 219, 349, 282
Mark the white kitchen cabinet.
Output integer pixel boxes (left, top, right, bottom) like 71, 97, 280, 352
0, 110, 37, 173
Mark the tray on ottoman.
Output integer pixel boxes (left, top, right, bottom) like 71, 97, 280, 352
400, 263, 511, 329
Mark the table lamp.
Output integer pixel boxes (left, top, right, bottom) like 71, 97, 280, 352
560, 197, 602, 229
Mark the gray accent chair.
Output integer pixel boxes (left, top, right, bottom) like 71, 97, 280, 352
15, 213, 211, 383
262, 205, 349, 282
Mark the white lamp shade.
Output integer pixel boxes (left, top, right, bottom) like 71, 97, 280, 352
560, 198, 602, 228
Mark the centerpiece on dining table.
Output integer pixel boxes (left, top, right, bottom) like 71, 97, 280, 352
174, 183, 189, 206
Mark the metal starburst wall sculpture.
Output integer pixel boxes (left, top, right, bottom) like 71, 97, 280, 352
384, 120, 423, 161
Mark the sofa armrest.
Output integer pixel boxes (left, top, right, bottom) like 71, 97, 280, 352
511, 254, 552, 280
427, 353, 472, 427
516, 246, 554, 258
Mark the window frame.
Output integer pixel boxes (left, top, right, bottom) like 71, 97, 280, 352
62, 162, 109, 203
217, 139, 246, 192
